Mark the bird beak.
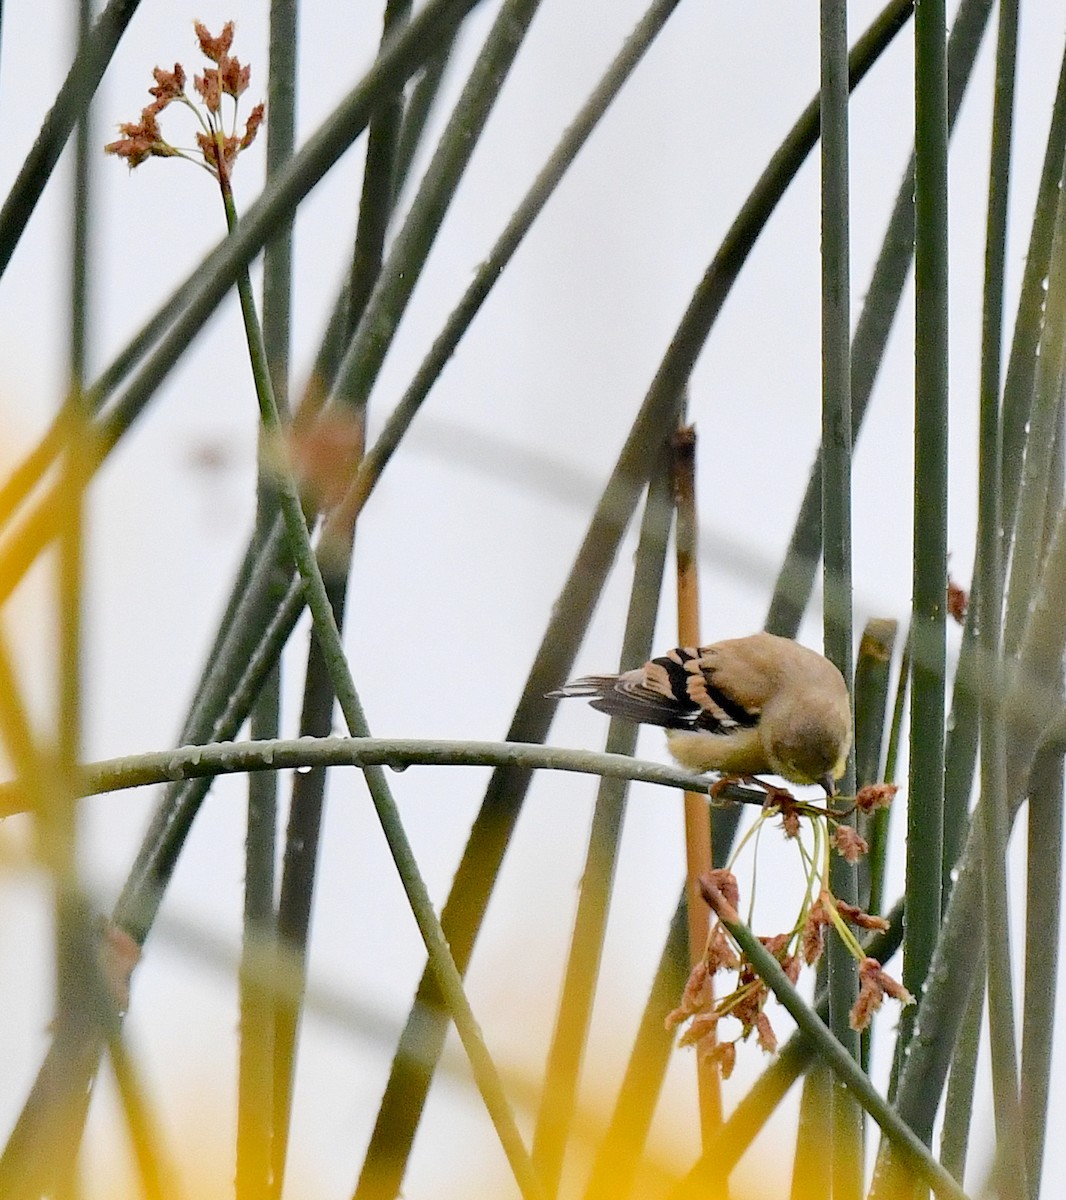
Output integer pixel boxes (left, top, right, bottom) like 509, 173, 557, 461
818, 773, 837, 798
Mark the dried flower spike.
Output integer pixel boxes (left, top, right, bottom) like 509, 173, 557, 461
105, 19, 263, 185
194, 19, 235, 63
801, 894, 831, 965
947, 577, 968, 624
850, 957, 914, 1032
104, 111, 180, 169
835, 899, 890, 932
833, 823, 869, 863
856, 781, 898, 813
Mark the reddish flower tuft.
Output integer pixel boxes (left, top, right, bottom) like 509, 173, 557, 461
99, 923, 141, 1012
665, 959, 712, 1031
196, 129, 239, 175
220, 55, 251, 98
835, 900, 890, 933
194, 19, 235, 63
947, 577, 968, 625
106, 18, 262, 182
780, 801, 801, 839
705, 1038, 737, 1079
195, 68, 222, 113
705, 922, 741, 975
241, 102, 265, 150
149, 63, 186, 106
104, 109, 178, 168
833, 824, 869, 863
850, 957, 914, 1032
677, 1011, 719, 1049
700, 866, 740, 913
801, 894, 831, 965
754, 1010, 777, 1054
285, 409, 365, 511
856, 782, 898, 813
760, 933, 801, 984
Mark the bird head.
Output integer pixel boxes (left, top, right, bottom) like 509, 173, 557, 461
764, 696, 852, 796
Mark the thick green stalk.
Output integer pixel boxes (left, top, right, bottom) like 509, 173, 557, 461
939, 948, 983, 1180
793, 1065, 833, 1200
871, 501, 1066, 1198
765, 0, 993, 638
531, 454, 673, 1195
903, 0, 949, 1056
999, 40, 1066, 546
975, 1, 1026, 1196
238, 1, 298, 1194
1019, 406, 1065, 1197
51, 2, 93, 1193
271, 3, 409, 1190
0, 740, 769, 816
850, 620, 897, 1078
581, 895, 690, 1200
870, 635, 909, 925
1021, 739, 1063, 1195
820, 2, 860, 1190
1005, 147, 1066, 658
853, 619, 897, 915
942, 5, 1066, 909
104, 1029, 172, 1200
392, 48, 452, 196
853, 620, 896, 790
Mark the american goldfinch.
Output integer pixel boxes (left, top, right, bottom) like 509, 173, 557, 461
550, 632, 851, 796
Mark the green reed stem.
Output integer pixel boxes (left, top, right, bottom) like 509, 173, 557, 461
532, 450, 674, 1195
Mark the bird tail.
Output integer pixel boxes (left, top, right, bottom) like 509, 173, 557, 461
546, 675, 619, 699
548, 672, 701, 730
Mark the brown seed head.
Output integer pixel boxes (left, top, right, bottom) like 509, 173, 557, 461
948, 577, 968, 625
801, 894, 831, 965
194, 20, 235, 63
241, 102, 265, 150
833, 824, 869, 863
104, 109, 177, 168
856, 782, 898, 813
755, 1010, 778, 1054
835, 900, 890, 932
149, 63, 186, 105
849, 957, 914, 1031
195, 68, 222, 113
705, 1038, 737, 1079
220, 56, 251, 98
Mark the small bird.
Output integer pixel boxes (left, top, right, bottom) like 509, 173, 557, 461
550, 632, 852, 796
